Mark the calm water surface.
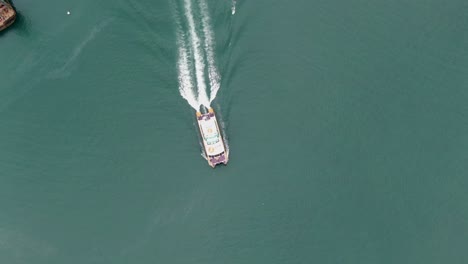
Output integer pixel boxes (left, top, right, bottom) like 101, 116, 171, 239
1, 0, 468, 263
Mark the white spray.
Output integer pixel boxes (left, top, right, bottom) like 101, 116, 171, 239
231, 0, 236, 15
177, 42, 199, 109
199, 0, 221, 103
183, 0, 210, 108
174, 4, 199, 110
174, 0, 222, 109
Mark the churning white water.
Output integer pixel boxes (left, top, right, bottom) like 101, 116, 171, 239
174, 0, 221, 110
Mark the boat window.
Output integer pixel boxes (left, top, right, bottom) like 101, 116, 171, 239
209, 152, 224, 158
207, 139, 219, 145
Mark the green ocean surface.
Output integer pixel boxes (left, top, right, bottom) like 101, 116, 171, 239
1, 0, 468, 263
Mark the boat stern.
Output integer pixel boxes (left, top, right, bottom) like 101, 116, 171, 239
208, 152, 228, 168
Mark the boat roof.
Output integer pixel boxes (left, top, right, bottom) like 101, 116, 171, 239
200, 118, 218, 137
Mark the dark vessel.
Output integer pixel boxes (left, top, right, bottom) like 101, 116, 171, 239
0, 0, 16, 32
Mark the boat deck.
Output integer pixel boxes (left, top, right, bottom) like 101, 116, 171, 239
196, 108, 229, 167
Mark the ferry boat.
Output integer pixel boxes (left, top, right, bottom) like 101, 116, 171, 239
0, 0, 16, 32
196, 107, 229, 168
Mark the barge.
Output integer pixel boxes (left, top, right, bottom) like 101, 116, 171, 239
0, 0, 16, 32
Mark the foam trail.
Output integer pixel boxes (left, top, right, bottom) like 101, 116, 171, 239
184, 0, 210, 108
199, 0, 221, 103
231, 0, 236, 15
177, 42, 199, 109
174, 3, 199, 110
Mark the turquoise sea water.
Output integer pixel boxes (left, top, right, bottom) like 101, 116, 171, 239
1, 0, 468, 263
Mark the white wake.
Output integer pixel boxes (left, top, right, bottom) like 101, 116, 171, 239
198, 0, 221, 103
175, 5, 199, 109
177, 42, 199, 109
231, 0, 236, 15
174, 0, 221, 110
